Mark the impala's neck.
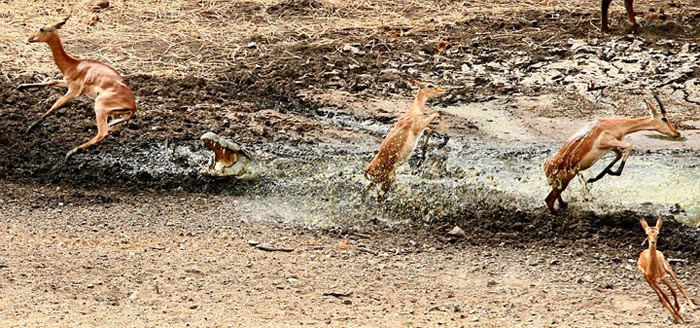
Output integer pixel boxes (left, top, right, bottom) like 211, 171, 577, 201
46, 34, 79, 75
408, 90, 428, 114
648, 242, 659, 267
611, 116, 656, 136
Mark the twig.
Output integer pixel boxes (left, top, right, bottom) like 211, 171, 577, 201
255, 245, 294, 252
357, 247, 379, 256
323, 291, 353, 297
668, 258, 688, 264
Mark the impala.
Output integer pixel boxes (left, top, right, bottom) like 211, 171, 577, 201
543, 94, 680, 214
362, 81, 446, 201
17, 16, 137, 160
638, 218, 695, 323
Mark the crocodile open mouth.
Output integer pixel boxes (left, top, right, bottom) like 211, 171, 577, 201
199, 132, 257, 179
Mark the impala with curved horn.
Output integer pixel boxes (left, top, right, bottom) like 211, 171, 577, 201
16, 16, 137, 160
543, 93, 681, 214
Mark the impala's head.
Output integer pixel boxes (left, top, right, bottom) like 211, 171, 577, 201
645, 93, 681, 138
28, 16, 70, 43
640, 218, 663, 247
412, 80, 447, 99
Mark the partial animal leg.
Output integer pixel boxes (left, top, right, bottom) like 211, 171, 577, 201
587, 148, 623, 183
664, 258, 697, 309
557, 195, 568, 210
545, 179, 569, 214
601, 0, 613, 32
545, 190, 556, 214
416, 127, 433, 169
623, 0, 639, 31
377, 175, 395, 202
646, 277, 684, 323
660, 277, 682, 313
107, 110, 134, 128
361, 182, 375, 201
16, 79, 67, 91
415, 113, 441, 168
27, 87, 80, 133
65, 105, 110, 160
545, 189, 561, 214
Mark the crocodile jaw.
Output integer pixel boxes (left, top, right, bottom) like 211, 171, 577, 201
200, 132, 257, 179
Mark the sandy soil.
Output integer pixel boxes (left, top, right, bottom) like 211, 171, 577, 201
1, 181, 698, 328
2, 0, 700, 327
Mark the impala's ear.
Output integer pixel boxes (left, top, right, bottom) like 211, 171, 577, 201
656, 217, 663, 229
640, 219, 649, 230
52, 15, 70, 29
644, 99, 659, 117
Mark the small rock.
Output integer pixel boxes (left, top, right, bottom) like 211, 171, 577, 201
446, 226, 465, 238
342, 299, 352, 305
248, 240, 259, 246
128, 290, 139, 300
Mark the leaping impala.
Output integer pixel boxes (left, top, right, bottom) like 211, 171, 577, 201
543, 93, 681, 214
17, 16, 136, 160
362, 80, 447, 201
638, 218, 695, 323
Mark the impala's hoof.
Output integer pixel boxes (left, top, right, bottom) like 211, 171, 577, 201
26, 121, 42, 133
65, 148, 80, 161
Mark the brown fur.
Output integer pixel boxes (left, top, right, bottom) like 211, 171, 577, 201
363, 81, 446, 200
544, 98, 680, 214
17, 16, 136, 160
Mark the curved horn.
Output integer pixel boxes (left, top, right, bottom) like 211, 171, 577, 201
652, 92, 667, 115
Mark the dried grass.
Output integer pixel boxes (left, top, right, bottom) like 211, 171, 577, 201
0, 0, 595, 81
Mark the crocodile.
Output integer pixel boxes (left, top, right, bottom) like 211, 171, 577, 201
199, 132, 263, 179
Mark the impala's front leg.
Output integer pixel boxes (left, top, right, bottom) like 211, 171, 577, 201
16, 79, 67, 91
27, 86, 80, 133
416, 113, 440, 168
587, 148, 622, 183
587, 138, 631, 183
416, 127, 433, 169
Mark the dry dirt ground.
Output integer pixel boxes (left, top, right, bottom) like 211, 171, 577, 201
3, 0, 700, 327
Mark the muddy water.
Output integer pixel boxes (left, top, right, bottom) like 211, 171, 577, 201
441, 102, 700, 225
